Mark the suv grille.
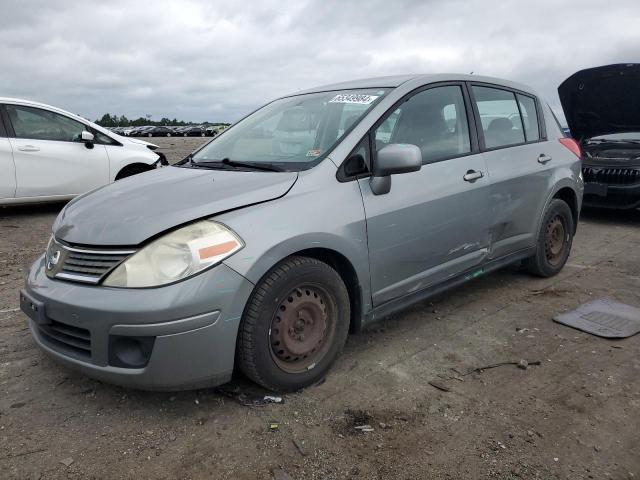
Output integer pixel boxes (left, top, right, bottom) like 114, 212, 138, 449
37, 320, 91, 361
45, 240, 135, 284
583, 166, 640, 186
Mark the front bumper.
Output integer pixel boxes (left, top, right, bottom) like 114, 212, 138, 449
21, 255, 254, 390
583, 181, 640, 209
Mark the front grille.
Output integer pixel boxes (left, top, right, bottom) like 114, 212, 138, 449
583, 166, 640, 186
46, 240, 135, 284
37, 320, 91, 361
59, 250, 131, 281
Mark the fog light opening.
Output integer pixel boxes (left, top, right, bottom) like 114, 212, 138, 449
109, 335, 155, 368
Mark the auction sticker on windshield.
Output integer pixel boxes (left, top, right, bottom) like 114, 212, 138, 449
329, 94, 379, 104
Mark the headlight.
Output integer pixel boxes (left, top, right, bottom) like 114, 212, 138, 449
103, 220, 243, 288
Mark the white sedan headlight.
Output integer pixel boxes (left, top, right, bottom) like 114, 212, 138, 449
103, 220, 243, 288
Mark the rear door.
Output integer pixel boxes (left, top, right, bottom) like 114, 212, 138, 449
469, 84, 553, 258
4, 104, 110, 198
0, 109, 16, 200
359, 83, 492, 306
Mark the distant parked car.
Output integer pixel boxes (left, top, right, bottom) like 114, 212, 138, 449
182, 126, 205, 136
0, 98, 167, 205
143, 126, 174, 137
559, 63, 640, 209
205, 126, 221, 136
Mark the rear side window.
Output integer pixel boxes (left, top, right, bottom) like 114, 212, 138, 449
516, 94, 540, 142
472, 86, 525, 149
6, 105, 86, 142
375, 85, 471, 164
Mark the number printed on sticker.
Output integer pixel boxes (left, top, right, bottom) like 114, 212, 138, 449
329, 94, 379, 105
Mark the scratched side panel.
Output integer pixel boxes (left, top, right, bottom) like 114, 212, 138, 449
359, 153, 492, 307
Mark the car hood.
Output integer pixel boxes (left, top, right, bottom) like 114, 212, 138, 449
126, 137, 158, 149
53, 166, 298, 246
558, 63, 640, 141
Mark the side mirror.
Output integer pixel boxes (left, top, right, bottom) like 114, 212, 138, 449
80, 131, 95, 149
370, 143, 422, 195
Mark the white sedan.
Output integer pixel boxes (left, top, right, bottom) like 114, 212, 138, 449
0, 98, 166, 206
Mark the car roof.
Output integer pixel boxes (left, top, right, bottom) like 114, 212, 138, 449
288, 73, 538, 97
0, 97, 127, 140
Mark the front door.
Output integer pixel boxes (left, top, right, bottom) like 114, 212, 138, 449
4, 104, 109, 198
359, 84, 492, 307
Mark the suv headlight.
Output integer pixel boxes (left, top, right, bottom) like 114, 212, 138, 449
103, 220, 243, 288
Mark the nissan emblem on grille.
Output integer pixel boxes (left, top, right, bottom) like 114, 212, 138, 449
46, 249, 61, 270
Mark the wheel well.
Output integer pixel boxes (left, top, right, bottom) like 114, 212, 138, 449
293, 248, 363, 334
553, 187, 579, 233
115, 163, 153, 180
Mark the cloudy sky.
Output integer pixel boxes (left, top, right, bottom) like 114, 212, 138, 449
1, 0, 638, 124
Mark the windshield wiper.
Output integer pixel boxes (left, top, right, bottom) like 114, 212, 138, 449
221, 158, 283, 172
193, 158, 283, 172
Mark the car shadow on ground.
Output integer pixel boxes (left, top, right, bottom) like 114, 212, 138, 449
0, 202, 67, 217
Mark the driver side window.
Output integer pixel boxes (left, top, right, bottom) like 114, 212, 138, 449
6, 105, 86, 142
374, 86, 471, 164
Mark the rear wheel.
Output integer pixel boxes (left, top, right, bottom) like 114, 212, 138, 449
523, 198, 574, 277
237, 256, 350, 391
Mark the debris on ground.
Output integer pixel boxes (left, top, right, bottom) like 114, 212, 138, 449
428, 380, 451, 392
269, 421, 280, 431
354, 424, 374, 432
272, 468, 294, 480
216, 386, 285, 406
292, 438, 307, 456
554, 298, 640, 338
457, 360, 541, 376
59, 457, 74, 467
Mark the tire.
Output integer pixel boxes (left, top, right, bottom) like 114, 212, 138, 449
523, 198, 574, 277
167, 133, 171, 137
147, 133, 152, 137
115, 165, 151, 180
237, 256, 350, 391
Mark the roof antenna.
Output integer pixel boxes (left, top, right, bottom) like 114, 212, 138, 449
469, 71, 474, 74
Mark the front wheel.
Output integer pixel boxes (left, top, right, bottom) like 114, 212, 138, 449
236, 256, 350, 391
523, 199, 574, 277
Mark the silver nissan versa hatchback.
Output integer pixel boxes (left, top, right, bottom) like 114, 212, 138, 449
21, 74, 584, 391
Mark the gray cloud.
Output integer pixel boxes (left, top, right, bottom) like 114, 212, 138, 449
1, 0, 638, 123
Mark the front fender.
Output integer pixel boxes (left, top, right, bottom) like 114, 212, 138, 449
217, 162, 372, 314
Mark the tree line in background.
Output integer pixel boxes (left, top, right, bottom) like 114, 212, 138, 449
95, 113, 230, 128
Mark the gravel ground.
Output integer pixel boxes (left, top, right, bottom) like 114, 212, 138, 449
0, 155, 639, 479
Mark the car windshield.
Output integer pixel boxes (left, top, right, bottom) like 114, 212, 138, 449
191, 89, 388, 171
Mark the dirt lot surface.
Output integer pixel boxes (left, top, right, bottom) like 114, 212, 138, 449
149, 136, 211, 164
1, 152, 639, 479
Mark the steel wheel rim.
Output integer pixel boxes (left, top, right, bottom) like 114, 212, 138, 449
269, 284, 336, 374
544, 214, 567, 266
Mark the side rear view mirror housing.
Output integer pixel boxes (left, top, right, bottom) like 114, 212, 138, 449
81, 130, 95, 149
370, 143, 422, 195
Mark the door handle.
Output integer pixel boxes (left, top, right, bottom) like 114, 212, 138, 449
538, 154, 552, 164
18, 145, 40, 152
463, 170, 484, 182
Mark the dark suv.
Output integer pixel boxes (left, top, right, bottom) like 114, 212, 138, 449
559, 64, 640, 209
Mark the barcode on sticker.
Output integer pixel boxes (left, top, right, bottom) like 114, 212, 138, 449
329, 94, 379, 105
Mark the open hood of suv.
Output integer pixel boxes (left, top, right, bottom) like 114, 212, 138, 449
53, 166, 298, 246
558, 63, 640, 141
